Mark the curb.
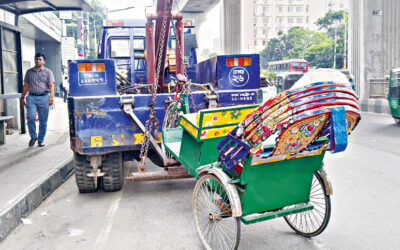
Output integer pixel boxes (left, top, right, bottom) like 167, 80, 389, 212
0, 157, 74, 241
359, 98, 390, 114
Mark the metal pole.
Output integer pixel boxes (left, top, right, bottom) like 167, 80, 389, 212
146, 16, 156, 84
93, 20, 97, 57
343, 20, 347, 69
174, 14, 184, 76
77, 12, 82, 58
86, 12, 90, 54
333, 24, 337, 69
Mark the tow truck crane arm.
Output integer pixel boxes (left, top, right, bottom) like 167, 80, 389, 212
146, 0, 185, 93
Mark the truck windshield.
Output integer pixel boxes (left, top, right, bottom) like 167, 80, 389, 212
110, 39, 130, 58
393, 73, 400, 87
110, 38, 145, 58
134, 39, 144, 50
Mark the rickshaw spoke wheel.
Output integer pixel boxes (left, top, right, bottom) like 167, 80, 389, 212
162, 102, 179, 161
284, 171, 331, 237
193, 174, 240, 250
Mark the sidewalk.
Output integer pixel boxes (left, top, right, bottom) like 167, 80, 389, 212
0, 98, 73, 241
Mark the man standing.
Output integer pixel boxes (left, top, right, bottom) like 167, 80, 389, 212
20, 53, 55, 147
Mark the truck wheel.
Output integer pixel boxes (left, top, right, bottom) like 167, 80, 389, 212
74, 153, 98, 193
394, 118, 400, 125
101, 152, 124, 192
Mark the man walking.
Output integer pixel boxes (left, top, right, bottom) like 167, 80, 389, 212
20, 53, 55, 147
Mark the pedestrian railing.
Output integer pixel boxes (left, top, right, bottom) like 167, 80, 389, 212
370, 78, 388, 99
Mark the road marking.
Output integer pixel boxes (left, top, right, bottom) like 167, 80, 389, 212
93, 192, 123, 250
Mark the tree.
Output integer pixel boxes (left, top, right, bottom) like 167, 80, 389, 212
260, 27, 333, 69
316, 10, 348, 69
87, 0, 107, 59
305, 40, 334, 68
260, 38, 285, 68
316, 10, 347, 29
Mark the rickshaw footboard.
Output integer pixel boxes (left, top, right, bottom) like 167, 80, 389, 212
240, 204, 314, 225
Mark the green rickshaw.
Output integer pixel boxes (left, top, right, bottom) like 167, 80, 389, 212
388, 68, 400, 124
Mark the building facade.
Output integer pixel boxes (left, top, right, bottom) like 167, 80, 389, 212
0, 9, 63, 129
349, 0, 400, 99
243, 0, 348, 53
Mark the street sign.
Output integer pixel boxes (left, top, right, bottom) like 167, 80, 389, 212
59, 11, 73, 20
62, 37, 76, 65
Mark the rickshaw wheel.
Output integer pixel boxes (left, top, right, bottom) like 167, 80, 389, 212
161, 102, 180, 164
394, 118, 400, 125
284, 171, 331, 237
193, 174, 241, 250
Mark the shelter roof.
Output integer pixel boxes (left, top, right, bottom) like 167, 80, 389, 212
0, 0, 93, 15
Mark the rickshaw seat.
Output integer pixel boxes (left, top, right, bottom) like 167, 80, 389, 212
178, 104, 258, 142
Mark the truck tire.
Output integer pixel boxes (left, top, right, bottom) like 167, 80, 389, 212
74, 153, 98, 193
101, 152, 124, 192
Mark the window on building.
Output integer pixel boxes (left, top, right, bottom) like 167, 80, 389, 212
340, 3, 344, 8
263, 18, 269, 24
288, 18, 294, 24
254, 18, 257, 25
263, 29, 268, 35
306, 16, 309, 23
254, 29, 257, 35
66, 25, 76, 37
306, 5, 309, 12
288, 6, 294, 12
263, 7, 269, 13
296, 6, 303, 12
254, 40, 257, 46
253, 7, 258, 15
278, 17, 283, 27
278, 6, 283, 12
296, 17, 302, 23
262, 40, 266, 46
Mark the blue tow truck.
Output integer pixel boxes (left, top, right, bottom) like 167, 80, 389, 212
68, 3, 263, 193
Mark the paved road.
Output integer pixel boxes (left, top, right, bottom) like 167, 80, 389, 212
1, 112, 399, 250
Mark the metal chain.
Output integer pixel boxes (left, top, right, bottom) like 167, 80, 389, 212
138, 0, 171, 171
171, 19, 197, 113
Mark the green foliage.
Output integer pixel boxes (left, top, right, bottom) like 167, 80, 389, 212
305, 40, 334, 68
260, 70, 276, 82
260, 27, 332, 69
260, 38, 285, 68
316, 10, 347, 29
87, 0, 107, 59
260, 10, 348, 70
316, 10, 348, 69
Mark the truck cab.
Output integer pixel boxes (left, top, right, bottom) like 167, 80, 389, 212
99, 19, 197, 86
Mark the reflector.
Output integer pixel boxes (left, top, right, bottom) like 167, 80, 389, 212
78, 63, 105, 72
226, 57, 252, 67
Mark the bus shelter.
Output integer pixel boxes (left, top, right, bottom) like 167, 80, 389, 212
0, 0, 92, 134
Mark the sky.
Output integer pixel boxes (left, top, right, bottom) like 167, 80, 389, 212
99, 0, 154, 19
